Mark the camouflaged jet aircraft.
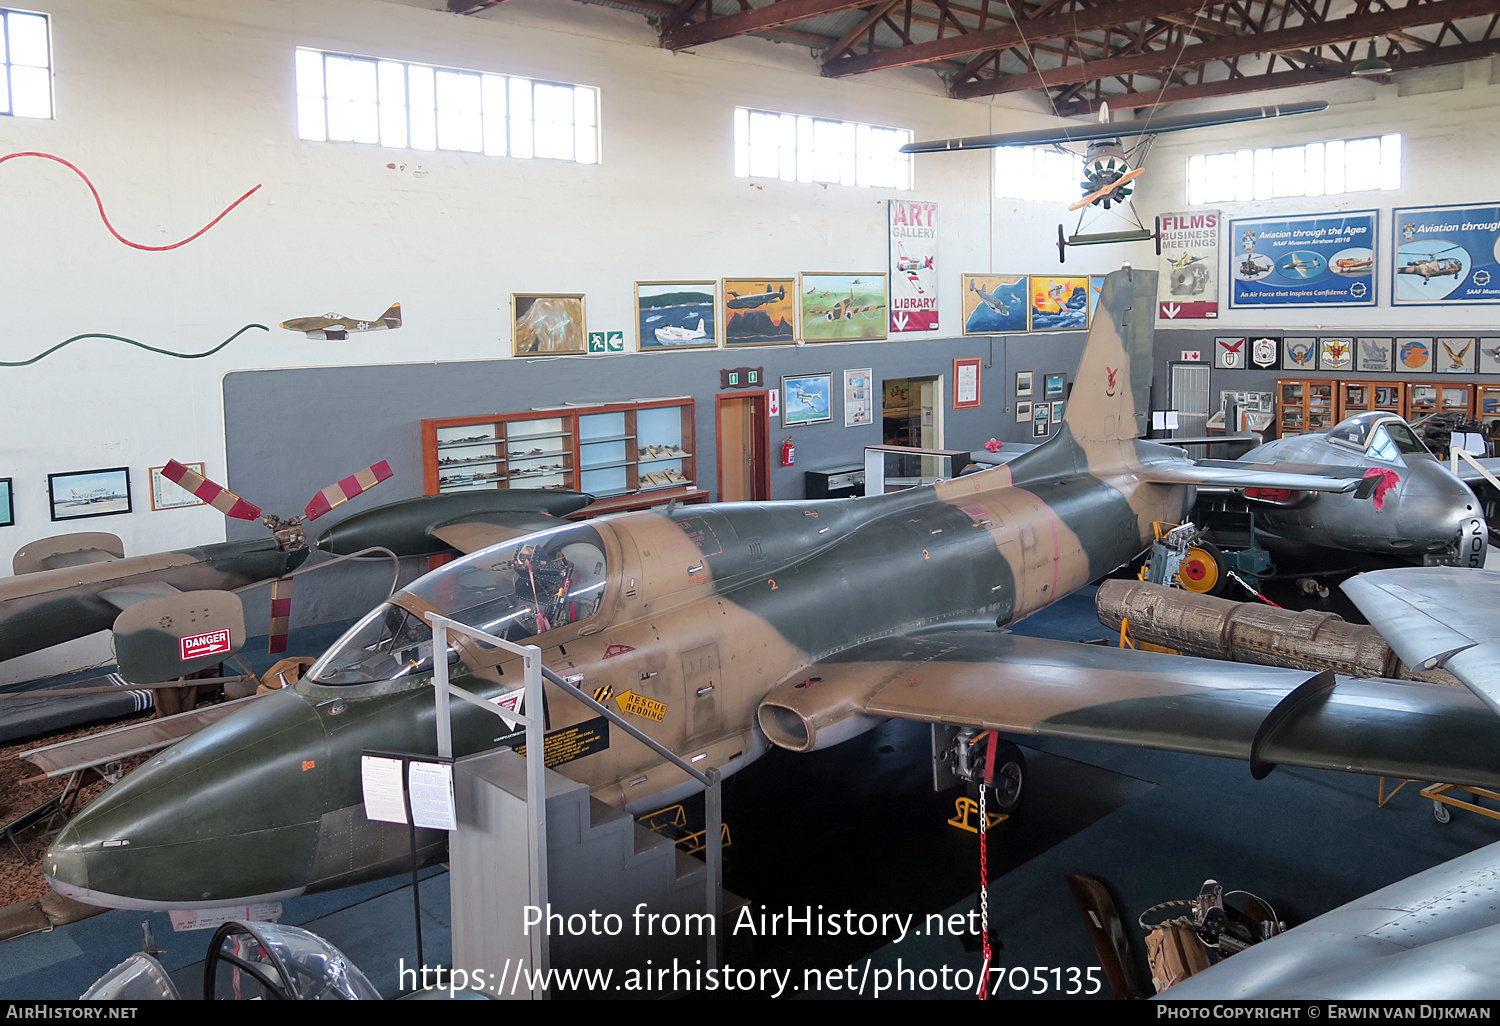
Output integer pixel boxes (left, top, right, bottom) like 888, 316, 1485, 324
47, 268, 1500, 911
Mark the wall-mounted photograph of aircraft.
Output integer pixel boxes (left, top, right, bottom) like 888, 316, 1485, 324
279, 303, 401, 341
46, 268, 1500, 913
901, 102, 1328, 262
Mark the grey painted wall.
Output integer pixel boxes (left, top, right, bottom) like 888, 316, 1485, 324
1151, 328, 1500, 427
222, 331, 1086, 627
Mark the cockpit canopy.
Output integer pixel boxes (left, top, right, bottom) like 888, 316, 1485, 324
1326, 412, 1430, 464
307, 524, 608, 686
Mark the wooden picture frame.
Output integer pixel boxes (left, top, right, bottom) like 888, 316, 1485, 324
635, 281, 718, 351
723, 278, 796, 347
798, 272, 887, 343
1015, 371, 1033, 398
49, 467, 131, 522
150, 462, 206, 511
960, 273, 1028, 334
1045, 373, 1066, 400
1015, 401, 1032, 423
954, 358, 982, 409
511, 293, 587, 356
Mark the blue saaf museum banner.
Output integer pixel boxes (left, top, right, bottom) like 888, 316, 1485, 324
1229, 210, 1378, 308
1393, 202, 1500, 306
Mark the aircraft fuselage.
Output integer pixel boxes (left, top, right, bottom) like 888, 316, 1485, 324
46, 440, 1186, 909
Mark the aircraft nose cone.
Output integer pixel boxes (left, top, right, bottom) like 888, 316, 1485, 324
46, 688, 331, 909
1395, 462, 1488, 558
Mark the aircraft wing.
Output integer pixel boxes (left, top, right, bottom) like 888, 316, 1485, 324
1343, 567, 1500, 718
427, 511, 570, 554
1451, 457, 1500, 484
96, 581, 182, 611
1135, 458, 1364, 493
783, 630, 1500, 789
901, 102, 1327, 154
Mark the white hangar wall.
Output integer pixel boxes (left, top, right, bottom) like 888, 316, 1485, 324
0, 0, 1091, 680
1132, 62, 1500, 330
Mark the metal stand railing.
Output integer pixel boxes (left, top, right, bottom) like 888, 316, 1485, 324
423, 612, 725, 992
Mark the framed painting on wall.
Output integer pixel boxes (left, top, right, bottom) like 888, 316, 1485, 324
798, 273, 886, 343
1397, 338, 1433, 373
723, 278, 796, 346
1436, 337, 1478, 373
1319, 338, 1353, 372
1015, 371, 1033, 398
49, 467, 131, 522
960, 274, 1028, 334
954, 358, 981, 409
1044, 373, 1066, 400
1282, 337, 1318, 371
635, 281, 718, 351
1355, 337, 1394, 373
1481, 339, 1500, 375
1015, 401, 1032, 423
150, 462, 206, 511
0, 478, 11, 527
512, 294, 587, 356
781, 373, 833, 426
1029, 276, 1090, 330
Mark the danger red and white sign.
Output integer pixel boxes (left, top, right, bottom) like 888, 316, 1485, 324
180, 629, 233, 661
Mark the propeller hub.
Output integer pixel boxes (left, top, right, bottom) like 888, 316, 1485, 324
263, 516, 308, 552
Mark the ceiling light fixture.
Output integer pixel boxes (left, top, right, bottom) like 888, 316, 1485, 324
1351, 39, 1393, 76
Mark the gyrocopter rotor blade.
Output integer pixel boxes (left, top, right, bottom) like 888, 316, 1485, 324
303, 461, 394, 521
160, 460, 263, 521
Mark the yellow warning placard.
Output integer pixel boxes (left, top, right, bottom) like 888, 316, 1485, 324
617, 690, 667, 722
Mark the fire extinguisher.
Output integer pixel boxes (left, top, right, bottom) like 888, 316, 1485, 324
781, 437, 795, 467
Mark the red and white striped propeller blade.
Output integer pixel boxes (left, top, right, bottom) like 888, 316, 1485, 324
302, 460, 394, 521
160, 460, 262, 521
268, 577, 293, 655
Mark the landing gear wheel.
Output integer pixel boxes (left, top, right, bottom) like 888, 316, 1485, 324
1179, 542, 1227, 596
1434, 800, 1452, 824
988, 741, 1026, 814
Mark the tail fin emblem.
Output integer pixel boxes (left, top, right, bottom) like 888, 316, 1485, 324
1105, 366, 1119, 396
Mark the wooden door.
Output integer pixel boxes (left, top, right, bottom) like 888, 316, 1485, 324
715, 393, 768, 502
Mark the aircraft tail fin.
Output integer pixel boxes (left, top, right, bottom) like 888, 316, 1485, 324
381, 303, 402, 328
1060, 266, 1155, 448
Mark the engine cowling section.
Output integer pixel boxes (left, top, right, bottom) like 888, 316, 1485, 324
756, 667, 888, 753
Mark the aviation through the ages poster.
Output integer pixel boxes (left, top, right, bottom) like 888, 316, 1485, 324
1229, 210, 1378, 308
888, 200, 938, 332
1392, 202, 1500, 306
1157, 210, 1220, 320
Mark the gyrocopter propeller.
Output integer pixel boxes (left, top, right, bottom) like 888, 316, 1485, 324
160, 458, 393, 653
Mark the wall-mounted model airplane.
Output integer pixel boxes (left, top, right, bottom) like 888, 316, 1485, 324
279, 303, 402, 340
902, 102, 1328, 262
51, 269, 1500, 912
